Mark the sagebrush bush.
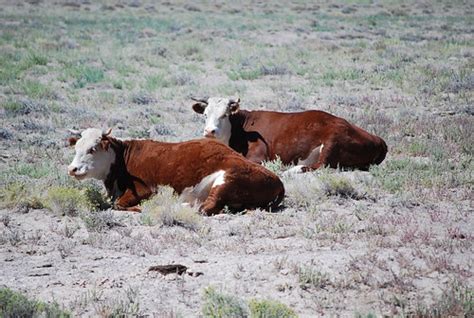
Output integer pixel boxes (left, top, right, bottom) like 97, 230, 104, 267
320, 174, 360, 199
0, 182, 44, 211
298, 266, 331, 289
83, 183, 110, 210
202, 287, 249, 318
0, 287, 70, 317
262, 156, 286, 175
81, 210, 120, 233
141, 187, 202, 231
45, 186, 90, 216
249, 299, 297, 318
0, 182, 28, 209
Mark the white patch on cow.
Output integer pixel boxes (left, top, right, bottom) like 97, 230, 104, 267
181, 170, 226, 205
297, 144, 324, 166
202, 98, 234, 145
68, 128, 116, 181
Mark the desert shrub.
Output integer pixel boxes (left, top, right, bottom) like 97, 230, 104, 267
412, 282, 473, 318
282, 173, 325, 209
320, 174, 360, 199
298, 266, 331, 289
94, 287, 141, 317
83, 183, 110, 210
202, 287, 249, 318
262, 156, 286, 175
2, 98, 46, 116
45, 186, 90, 216
81, 210, 121, 233
249, 299, 297, 318
141, 187, 202, 231
0, 182, 28, 209
0, 287, 70, 318
0, 182, 44, 211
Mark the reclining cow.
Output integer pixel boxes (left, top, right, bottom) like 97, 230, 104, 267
67, 128, 284, 214
192, 97, 387, 173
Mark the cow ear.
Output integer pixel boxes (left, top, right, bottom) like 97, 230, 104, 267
192, 103, 207, 114
68, 137, 78, 147
100, 138, 110, 151
229, 98, 240, 114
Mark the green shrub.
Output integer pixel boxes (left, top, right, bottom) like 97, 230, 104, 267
0, 287, 70, 318
202, 287, 249, 318
262, 156, 286, 175
141, 187, 201, 231
83, 183, 110, 210
298, 266, 330, 289
45, 186, 90, 216
249, 299, 297, 318
0, 182, 28, 209
81, 210, 120, 233
320, 174, 359, 199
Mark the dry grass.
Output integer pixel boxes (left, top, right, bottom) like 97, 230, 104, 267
0, 0, 472, 316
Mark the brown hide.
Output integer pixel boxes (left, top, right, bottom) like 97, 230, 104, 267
228, 110, 387, 170
103, 137, 284, 214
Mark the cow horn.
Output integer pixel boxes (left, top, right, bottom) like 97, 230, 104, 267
103, 128, 112, 137
191, 97, 208, 104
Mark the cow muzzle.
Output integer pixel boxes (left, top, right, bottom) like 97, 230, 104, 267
204, 129, 217, 138
68, 166, 86, 179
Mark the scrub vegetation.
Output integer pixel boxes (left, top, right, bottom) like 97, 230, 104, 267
0, 0, 472, 316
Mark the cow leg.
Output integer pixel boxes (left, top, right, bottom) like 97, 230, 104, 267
199, 185, 226, 216
301, 142, 336, 172
285, 144, 325, 174
114, 188, 150, 212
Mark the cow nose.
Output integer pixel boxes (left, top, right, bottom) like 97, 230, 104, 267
68, 166, 77, 176
204, 129, 216, 137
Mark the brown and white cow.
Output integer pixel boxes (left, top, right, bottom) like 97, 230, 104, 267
192, 97, 388, 173
67, 128, 284, 214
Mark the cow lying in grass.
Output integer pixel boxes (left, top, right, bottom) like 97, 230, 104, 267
192, 97, 388, 173
67, 128, 285, 214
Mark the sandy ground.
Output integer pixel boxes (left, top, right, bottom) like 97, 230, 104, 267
0, 0, 473, 317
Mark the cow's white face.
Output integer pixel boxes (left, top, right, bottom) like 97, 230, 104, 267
68, 128, 115, 181
192, 97, 240, 145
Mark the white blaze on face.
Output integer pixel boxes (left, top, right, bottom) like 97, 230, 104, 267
68, 128, 116, 181
202, 98, 234, 145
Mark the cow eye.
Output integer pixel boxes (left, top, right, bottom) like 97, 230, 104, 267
87, 147, 96, 154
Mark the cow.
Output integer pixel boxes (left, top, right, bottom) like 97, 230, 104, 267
67, 128, 284, 215
191, 97, 387, 173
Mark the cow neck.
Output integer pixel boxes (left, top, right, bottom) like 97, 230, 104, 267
103, 137, 131, 199
229, 110, 251, 153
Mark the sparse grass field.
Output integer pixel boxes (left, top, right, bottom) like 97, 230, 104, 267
0, 0, 473, 316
